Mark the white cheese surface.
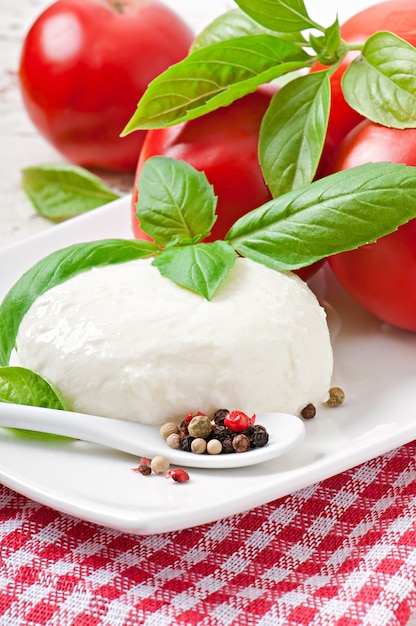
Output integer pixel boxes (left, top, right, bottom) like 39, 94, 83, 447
16, 257, 333, 424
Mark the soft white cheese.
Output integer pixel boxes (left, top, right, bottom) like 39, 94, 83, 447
16, 257, 333, 425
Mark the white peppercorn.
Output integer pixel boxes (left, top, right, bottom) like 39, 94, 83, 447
166, 433, 181, 449
191, 438, 207, 454
160, 422, 179, 440
150, 455, 170, 475
207, 439, 222, 455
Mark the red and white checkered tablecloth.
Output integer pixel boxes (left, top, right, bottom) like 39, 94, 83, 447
1, 441, 416, 626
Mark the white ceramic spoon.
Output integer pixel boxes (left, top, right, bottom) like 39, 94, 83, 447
0, 402, 305, 469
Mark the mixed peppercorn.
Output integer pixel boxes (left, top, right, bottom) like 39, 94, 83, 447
160, 408, 270, 456
133, 390, 346, 482
132, 456, 190, 482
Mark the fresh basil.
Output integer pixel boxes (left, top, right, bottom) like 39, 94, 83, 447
0, 366, 72, 440
153, 241, 237, 301
225, 162, 416, 270
309, 17, 341, 63
22, 163, 120, 222
136, 156, 217, 246
122, 36, 311, 132
342, 32, 416, 128
191, 9, 307, 52
234, 0, 319, 33
0, 366, 67, 409
259, 70, 331, 196
124, 1, 416, 144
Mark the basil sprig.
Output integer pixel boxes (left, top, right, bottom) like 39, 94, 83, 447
122, 0, 416, 198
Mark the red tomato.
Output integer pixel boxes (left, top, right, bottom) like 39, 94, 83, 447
314, 0, 416, 174
327, 121, 416, 331
132, 88, 322, 281
18, 0, 193, 172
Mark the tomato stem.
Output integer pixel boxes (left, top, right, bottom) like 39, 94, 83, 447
99, 0, 143, 15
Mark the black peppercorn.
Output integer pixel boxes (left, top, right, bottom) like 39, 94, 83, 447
181, 435, 195, 452
213, 408, 229, 425
210, 425, 232, 441
242, 425, 255, 439
251, 426, 269, 448
221, 437, 234, 454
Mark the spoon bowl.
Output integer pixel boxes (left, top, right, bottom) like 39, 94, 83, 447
0, 402, 305, 469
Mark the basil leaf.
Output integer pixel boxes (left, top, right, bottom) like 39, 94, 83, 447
225, 162, 416, 270
342, 32, 416, 128
136, 156, 217, 246
234, 0, 317, 32
153, 241, 237, 301
309, 18, 341, 63
323, 18, 341, 58
0, 366, 67, 409
0, 366, 73, 440
0, 239, 159, 366
122, 36, 311, 132
259, 71, 330, 196
191, 9, 307, 52
22, 163, 120, 222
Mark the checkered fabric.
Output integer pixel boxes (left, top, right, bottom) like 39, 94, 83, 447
1, 442, 416, 626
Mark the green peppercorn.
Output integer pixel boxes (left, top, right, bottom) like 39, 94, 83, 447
188, 414, 212, 438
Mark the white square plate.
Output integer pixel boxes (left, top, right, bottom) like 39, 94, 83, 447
1, 197, 415, 535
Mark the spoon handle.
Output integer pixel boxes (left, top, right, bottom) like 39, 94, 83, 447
0, 402, 154, 458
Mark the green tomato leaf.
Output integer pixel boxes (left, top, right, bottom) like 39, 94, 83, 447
0, 366, 73, 441
136, 156, 217, 246
191, 8, 307, 52
122, 35, 311, 132
259, 71, 330, 196
234, 0, 317, 32
0, 239, 159, 367
153, 241, 237, 301
225, 162, 416, 270
22, 164, 121, 222
342, 32, 416, 128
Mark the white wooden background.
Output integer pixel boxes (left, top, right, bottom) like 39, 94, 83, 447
1, 2, 415, 623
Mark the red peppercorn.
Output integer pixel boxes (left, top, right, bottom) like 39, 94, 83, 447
131, 463, 152, 475
183, 412, 194, 427
224, 410, 252, 432
166, 468, 190, 482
